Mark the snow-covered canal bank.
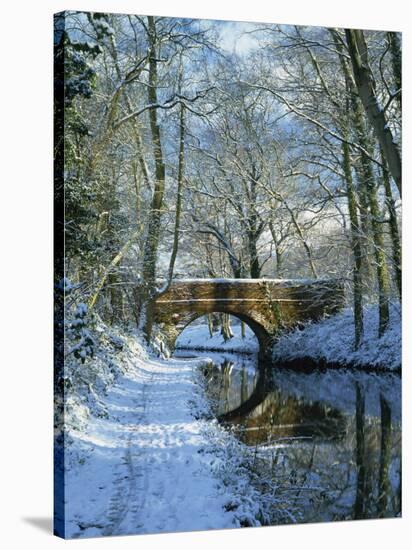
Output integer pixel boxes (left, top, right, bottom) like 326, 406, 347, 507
272, 306, 401, 372
63, 346, 261, 538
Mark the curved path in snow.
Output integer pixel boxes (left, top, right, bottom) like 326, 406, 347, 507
65, 355, 240, 538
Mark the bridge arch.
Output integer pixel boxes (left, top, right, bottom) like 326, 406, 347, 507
172, 311, 270, 356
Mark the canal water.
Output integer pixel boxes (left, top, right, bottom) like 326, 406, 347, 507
174, 349, 401, 523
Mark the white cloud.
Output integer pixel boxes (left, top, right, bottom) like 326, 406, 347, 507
218, 21, 261, 55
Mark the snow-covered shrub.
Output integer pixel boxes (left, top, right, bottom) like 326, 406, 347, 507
59, 278, 148, 458
67, 303, 96, 363
272, 305, 401, 371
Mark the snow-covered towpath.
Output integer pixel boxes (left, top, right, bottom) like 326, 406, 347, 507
64, 353, 242, 538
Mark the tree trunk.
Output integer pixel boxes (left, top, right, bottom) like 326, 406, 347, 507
288, 206, 318, 278
381, 149, 401, 299
108, 272, 123, 324
140, 16, 167, 341
268, 221, 284, 278
162, 102, 186, 290
248, 231, 261, 278
275, 246, 284, 278
247, 178, 262, 278
345, 29, 402, 196
331, 28, 372, 287
220, 313, 234, 342
387, 32, 402, 111
342, 139, 364, 348
346, 61, 391, 336
88, 227, 143, 311
359, 151, 390, 336
207, 314, 214, 338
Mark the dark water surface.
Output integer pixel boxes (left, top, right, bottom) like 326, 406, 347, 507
174, 349, 402, 522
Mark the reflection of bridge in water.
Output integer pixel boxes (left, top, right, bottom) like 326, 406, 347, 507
215, 360, 347, 445
150, 278, 344, 359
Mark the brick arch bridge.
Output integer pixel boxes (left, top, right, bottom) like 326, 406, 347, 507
149, 278, 344, 359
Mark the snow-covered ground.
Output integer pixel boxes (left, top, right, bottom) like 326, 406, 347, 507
58, 303, 401, 538
176, 324, 259, 353
272, 305, 401, 371
61, 323, 268, 538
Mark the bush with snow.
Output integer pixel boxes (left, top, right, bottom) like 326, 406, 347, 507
61, 308, 148, 468
67, 303, 96, 363
272, 305, 401, 371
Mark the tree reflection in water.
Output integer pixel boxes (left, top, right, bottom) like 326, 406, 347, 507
200, 351, 401, 523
